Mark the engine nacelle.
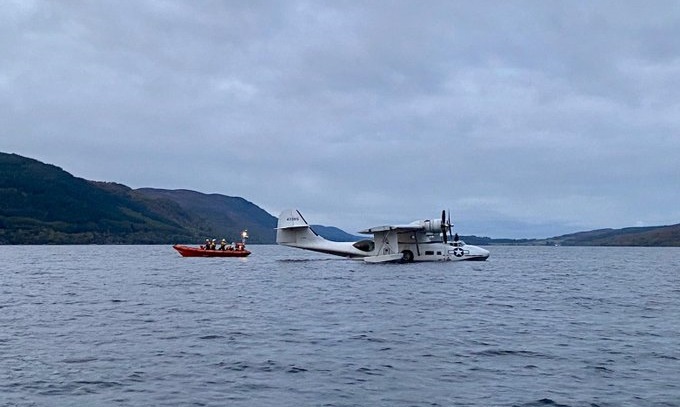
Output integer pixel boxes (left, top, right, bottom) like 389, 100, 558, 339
416, 219, 445, 233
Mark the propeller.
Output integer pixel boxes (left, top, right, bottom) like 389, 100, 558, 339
448, 210, 454, 242
441, 209, 453, 244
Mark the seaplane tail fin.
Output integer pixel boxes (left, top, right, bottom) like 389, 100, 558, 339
276, 209, 323, 245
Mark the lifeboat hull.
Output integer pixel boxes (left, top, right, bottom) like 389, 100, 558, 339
172, 244, 251, 258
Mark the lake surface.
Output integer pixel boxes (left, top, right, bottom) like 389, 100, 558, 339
1, 245, 679, 406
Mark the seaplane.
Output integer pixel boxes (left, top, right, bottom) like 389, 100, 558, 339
276, 209, 490, 263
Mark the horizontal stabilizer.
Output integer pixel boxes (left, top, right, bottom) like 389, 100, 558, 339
276, 209, 321, 244
276, 224, 310, 230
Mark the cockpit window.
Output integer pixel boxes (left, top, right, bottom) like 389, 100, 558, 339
353, 239, 375, 252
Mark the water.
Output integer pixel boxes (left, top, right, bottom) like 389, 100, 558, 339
1, 245, 679, 407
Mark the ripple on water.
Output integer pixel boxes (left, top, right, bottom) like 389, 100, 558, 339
0, 245, 679, 406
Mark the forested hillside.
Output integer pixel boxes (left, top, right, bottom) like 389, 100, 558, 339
1, 153, 198, 243
0, 153, 276, 244
135, 188, 276, 243
549, 224, 680, 246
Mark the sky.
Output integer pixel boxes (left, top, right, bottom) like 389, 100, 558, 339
2, 1, 680, 238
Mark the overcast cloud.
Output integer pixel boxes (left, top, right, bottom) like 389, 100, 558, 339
2, 1, 679, 238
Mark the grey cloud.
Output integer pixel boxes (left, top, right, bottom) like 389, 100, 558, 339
2, 1, 679, 238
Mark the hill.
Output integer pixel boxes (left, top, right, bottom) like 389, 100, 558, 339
135, 188, 276, 244
0, 152, 354, 244
309, 225, 362, 242
547, 224, 680, 246
0, 153, 198, 243
0, 153, 277, 244
472, 224, 680, 247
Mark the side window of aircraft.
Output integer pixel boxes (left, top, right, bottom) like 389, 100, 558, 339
425, 251, 434, 255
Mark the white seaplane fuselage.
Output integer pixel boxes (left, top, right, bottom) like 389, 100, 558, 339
276, 209, 489, 263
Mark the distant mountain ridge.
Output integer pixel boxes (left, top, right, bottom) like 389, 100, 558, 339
546, 224, 680, 246
308, 225, 362, 242
1, 152, 678, 246
469, 224, 680, 247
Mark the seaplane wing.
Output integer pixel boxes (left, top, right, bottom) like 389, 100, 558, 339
358, 224, 424, 234
276, 209, 489, 263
